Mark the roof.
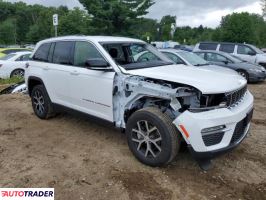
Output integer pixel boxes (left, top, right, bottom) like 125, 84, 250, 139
198, 41, 253, 46
11, 51, 32, 56
158, 48, 186, 53
0, 48, 29, 52
193, 50, 233, 57
39, 35, 144, 44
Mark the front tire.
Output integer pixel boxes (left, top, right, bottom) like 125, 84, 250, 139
126, 107, 181, 167
31, 85, 55, 119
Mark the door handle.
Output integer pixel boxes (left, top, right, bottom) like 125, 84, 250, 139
70, 71, 79, 76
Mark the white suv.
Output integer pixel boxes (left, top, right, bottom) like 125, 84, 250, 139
25, 36, 254, 169
194, 42, 266, 69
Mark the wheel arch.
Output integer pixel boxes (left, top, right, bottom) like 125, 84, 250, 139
124, 96, 173, 124
27, 76, 45, 96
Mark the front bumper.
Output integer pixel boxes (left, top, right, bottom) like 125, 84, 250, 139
173, 90, 254, 159
249, 71, 266, 82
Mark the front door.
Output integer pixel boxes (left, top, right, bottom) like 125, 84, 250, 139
69, 41, 115, 122
236, 45, 256, 63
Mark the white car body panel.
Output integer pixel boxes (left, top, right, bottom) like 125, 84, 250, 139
0, 51, 32, 79
128, 64, 247, 94
175, 91, 253, 152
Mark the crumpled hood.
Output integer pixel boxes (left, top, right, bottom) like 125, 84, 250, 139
127, 64, 247, 94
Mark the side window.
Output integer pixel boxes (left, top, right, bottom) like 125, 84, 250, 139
74, 41, 104, 67
137, 52, 159, 62
195, 52, 205, 59
199, 43, 218, 50
33, 43, 51, 62
206, 53, 228, 62
237, 45, 256, 55
53, 41, 74, 65
219, 44, 235, 53
16, 54, 31, 61
163, 52, 184, 64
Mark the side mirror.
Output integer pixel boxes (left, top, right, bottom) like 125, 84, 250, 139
85, 58, 112, 71
223, 60, 229, 65
248, 51, 256, 56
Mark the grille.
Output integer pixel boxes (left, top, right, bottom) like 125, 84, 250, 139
202, 132, 225, 147
230, 109, 253, 144
226, 85, 247, 107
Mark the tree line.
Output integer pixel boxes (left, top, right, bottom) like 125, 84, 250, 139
0, 0, 266, 47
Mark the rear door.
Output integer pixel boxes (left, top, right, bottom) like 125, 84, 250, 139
69, 41, 115, 121
35, 41, 75, 106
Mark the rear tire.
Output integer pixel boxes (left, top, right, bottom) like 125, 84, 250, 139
31, 85, 55, 119
10, 69, 25, 78
126, 107, 181, 167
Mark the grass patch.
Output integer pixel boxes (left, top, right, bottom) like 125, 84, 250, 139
0, 77, 24, 85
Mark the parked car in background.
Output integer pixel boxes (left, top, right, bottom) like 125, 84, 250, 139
194, 50, 266, 82
0, 48, 31, 58
151, 41, 180, 49
194, 42, 266, 69
262, 48, 266, 53
173, 45, 194, 52
25, 36, 253, 169
0, 51, 32, 79
160, 49, 212, 66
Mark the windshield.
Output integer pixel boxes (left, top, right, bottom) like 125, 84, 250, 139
248, 44, 264, 54
101, 42, 174, 70
177, 51, 208, 66
0, 53, 16, 60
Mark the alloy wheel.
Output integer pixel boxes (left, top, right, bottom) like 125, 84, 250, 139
131, 120, 162, 158
33, 90, 45, 115
12, 69, 24, 78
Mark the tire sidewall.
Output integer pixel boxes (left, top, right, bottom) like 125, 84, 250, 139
31, 85, 50, 119
126, 110, 175, 167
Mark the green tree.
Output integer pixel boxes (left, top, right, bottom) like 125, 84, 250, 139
78, 0, 154, 35
0, 18, 17, 44
220, 12, 256, 44
159, 15, 176, 40
262, 0, 266, 18
59, 8, 92, 35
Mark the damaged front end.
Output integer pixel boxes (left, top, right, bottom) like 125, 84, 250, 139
112, 73, 253, 170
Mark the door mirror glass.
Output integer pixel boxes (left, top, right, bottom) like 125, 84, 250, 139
248, 51, 256, 56
85, 58, 110, 70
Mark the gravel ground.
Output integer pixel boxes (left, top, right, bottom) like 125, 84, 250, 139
0, 82, 265, 200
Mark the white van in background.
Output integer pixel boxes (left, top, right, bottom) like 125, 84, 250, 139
151, 41, 180, 49
194, 42, 266, 69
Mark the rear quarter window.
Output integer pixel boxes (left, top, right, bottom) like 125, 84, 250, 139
199, 43, 218, 51
33, 43, 51, 62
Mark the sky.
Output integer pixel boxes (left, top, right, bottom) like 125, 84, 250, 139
6, 0, 263, 28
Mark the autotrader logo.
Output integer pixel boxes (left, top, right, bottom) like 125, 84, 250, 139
0, 188, 54, 200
